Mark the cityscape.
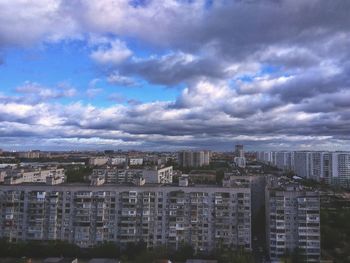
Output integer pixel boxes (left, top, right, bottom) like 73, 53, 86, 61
1, 0, 350, 263
0, 147, 349, 262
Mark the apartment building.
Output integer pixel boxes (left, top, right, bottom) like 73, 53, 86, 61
89, 157, 109, 166
265, 177, 320, 262
2, 167, 65, 185
142, 166, 173, 184
18, 151, 41, 159
129, 158, 143, 166
0, 183, 251, 251
91, 168, 143, 184
234, 157, 246, 168
90, 166, 173, 185
109, 157, 127, 166
178, 151, 211, 168
257, 151, 350, 188
257, 151, 273, 164
332, 152, 350, 187
235, 145, 244, 158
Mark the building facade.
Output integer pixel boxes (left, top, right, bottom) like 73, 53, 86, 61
257, 151, 350, 188
0, 184, 251, 251
265, 178, 320, 262
235, 145, 244, 158
2, 167, 65, 185
178, 151, 210, 168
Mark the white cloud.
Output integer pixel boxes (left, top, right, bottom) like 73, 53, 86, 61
15, 81, 77, 100
107, 72, 137, 86
90, 39, 132, 65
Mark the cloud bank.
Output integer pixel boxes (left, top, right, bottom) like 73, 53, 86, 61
0, 0, 350, 150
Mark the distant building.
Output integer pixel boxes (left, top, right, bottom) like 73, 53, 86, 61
109, 157, 127, 166
257, 151, 350, 188
18, 151, 41, 159
293, 152, 311, 179
3, 167, 65, 185
90, 168, 143, 184
129, 158, 143, 166
89, 157, 109, 166
265, 177, 320, 262
234, 156, 246, 168
235, 145, 244, 158
275, 152, 294, 171
142, 166, 173, 184
90, 166, 173, 185
179, 175, 189, 187
332, 152, 350, 187
178, 151, 210, 168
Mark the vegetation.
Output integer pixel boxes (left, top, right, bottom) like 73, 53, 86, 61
0, 240, 255, 263
65, 166, 92, 183
215, 247, 255, 263
321, 201, 350, 262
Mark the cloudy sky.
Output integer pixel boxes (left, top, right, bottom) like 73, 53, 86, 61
0, 0, 350, 151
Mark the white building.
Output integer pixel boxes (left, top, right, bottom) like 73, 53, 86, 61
109, 157, 127, 166
129, 158, 143, 166
234, 157, 246, 168
332, 152, 350, 187
89, 157, 109, 166
3, 167, 65, 185
142, 166, 173, 184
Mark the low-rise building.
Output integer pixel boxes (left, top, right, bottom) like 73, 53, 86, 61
18, 151, 41, 159
89, 157, 109, 166
129, 158, 143, 166
90, 166, 173, 185
142, 166, 173, 184
109, 157, 127, 166
3, 167, 65, 185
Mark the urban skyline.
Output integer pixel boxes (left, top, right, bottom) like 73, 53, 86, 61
1, 0, 350, 151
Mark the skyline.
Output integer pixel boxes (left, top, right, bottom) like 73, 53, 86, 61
1, 0, 350, 151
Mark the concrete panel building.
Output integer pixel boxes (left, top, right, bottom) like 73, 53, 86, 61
178, 151, 210, 168
265, 177, 320, 262
0, 183, 251, 252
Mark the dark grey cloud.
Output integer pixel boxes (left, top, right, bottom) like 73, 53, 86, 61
118, 53, 228, 86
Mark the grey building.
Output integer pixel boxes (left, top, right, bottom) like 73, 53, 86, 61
265, 177, 320, 262
0, 183, 251, 252
178, 151, 210, 168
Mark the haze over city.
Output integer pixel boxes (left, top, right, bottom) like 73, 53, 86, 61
1, 0, 350, 151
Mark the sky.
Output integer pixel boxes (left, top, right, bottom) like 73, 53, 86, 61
0, 0, 350, 151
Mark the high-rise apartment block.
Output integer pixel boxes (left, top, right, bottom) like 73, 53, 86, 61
257, 151, 350, 187
0, 184, 251, 251
235, 145, 244, 158
234, 157, 246, 168
178, 151, 210, 168
266, 177, 320, 262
